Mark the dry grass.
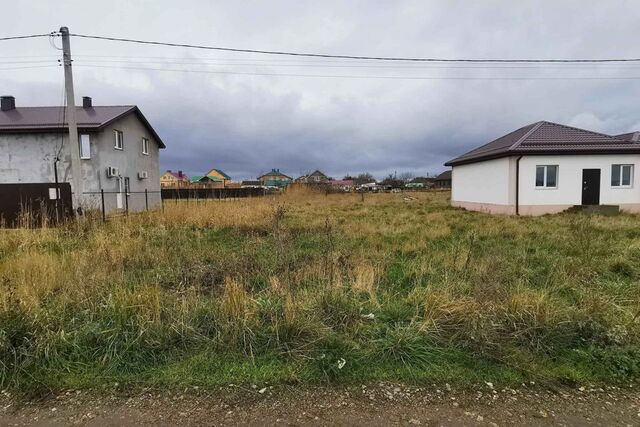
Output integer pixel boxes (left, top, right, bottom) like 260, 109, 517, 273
1, 189, 640, 389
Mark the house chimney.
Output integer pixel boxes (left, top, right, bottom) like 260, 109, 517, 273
82, 96, 92, 108
1, 96, 15, 111
178, 170, 183, 178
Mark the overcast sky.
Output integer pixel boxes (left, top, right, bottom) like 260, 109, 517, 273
3, 1, 640, 180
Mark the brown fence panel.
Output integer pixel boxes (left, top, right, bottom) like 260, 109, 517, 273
0, 183, 73, 227
161, 187, 266, 200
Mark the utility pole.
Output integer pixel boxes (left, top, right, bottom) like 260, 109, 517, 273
60, 26, 83, 212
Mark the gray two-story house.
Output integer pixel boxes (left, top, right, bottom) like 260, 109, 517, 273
0, 95, 165, 213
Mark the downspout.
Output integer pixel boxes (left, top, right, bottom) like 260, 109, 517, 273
515, 156, 523, 216
54, 157, 60, 222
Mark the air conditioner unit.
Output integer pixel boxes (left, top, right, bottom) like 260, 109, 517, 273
138, 171, 149, 179
106, 166, 119, 178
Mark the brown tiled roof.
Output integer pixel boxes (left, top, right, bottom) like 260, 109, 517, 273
616, 132, 640, 142
0, 105, 165, 148
445, 121, 640, 166
435, 170, 451, 180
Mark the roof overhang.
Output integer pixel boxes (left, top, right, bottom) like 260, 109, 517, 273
0, 106, 166, 149
445, 148, 640, 167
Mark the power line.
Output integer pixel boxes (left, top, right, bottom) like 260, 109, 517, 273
0, 54, 59, 59
76, 63, 640, 80
69, 33, 640, 64
72, 57, 640, 70
0, 33, 54, 42
71, 54, 640, 67
0, 65, 58, 71
0, 59, 59, 64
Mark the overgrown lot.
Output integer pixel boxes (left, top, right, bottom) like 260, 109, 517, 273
2, 190, 640, 391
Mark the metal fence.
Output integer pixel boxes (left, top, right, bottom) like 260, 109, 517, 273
82, 190, 162, 221
0, 184, 269, 227
161, 187, 267, 200
0, 182, 73, 227
83, 187, 267, 222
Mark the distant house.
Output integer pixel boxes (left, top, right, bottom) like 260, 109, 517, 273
160, 170, 189, 188
329, 179, 354, 191
206, 168, 231, 184
0, 95, 165, 213
433, 171, 452, 189
297, 170, 330, 183
190, 175, 223, 188
258, 169, 292, 187
445, 121, 640, 215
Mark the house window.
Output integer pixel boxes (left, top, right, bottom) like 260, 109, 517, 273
142, 137, 149, 155
114, 130, 123, 150
535, 165, 558, 188
80, 134, 90, 159
612, 164, 633, 187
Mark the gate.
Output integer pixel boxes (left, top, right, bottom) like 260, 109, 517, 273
0, 183, 73, 227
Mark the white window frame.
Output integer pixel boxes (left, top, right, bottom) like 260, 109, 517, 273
79, 134, 91, 159
114, 129, 124, 150
141, 137, 149, 155
611, 164, 633, 188
535, 165, 558, 189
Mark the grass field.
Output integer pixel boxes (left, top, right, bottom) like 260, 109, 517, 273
2, 189, 640, 391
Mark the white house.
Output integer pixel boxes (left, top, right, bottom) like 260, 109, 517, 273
445, 121, 640, 215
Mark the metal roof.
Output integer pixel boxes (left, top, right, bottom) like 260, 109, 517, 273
164, 170, 189, 180
616, 131, 640, 142
435, 170, 452, 180
445, 121, 640, 166
206, 168, 231, 180
0, 105, 165, 148
258, 169, 292, 179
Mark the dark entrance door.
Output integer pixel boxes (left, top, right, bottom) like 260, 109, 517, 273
582, 169, 600, 205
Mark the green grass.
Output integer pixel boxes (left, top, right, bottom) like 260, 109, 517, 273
2, 191, 640, 391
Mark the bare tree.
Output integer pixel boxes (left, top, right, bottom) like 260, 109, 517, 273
353, 173, 376, 185
398, 171, 416, 182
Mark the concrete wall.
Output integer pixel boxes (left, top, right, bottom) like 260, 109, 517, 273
89, 113, 162, 212
450, 154, 640, 215
0, 112, 162, 213
0, 132, 62, 183
451, 157, 515, 210
518, 154, 640, 213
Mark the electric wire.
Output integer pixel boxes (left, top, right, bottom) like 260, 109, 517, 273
0, 33, 52, 42
70, 57, 640, 70
0, 64, 59, 71
68, 32, 640, 64
75, 63, 640, 80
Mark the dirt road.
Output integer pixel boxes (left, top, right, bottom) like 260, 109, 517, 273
1, 382, 639, 426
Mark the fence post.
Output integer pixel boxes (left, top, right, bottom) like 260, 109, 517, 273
145, 189, 149, 211
101, 189, 106, 222
125, 190, 129, 215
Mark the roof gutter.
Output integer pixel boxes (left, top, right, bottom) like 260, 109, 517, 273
446, 148, 640, 167
515, 155, 523, 216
